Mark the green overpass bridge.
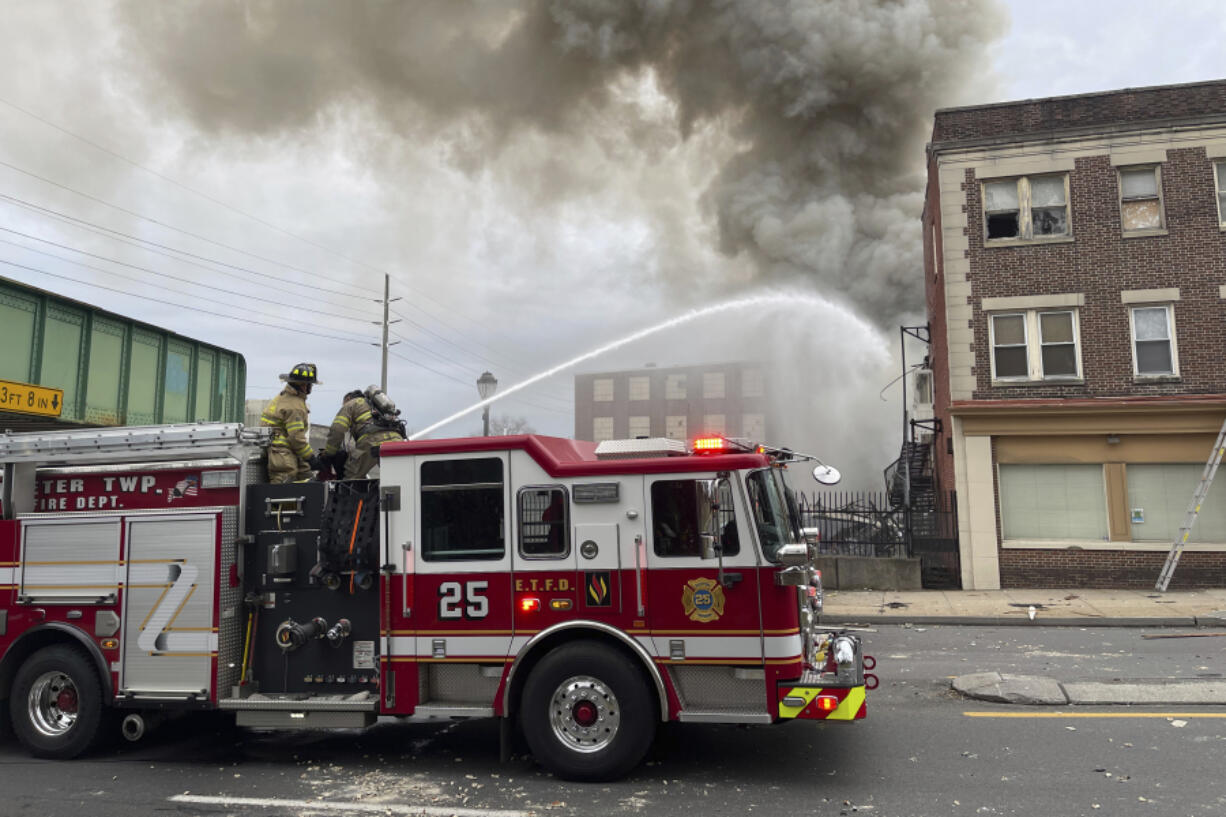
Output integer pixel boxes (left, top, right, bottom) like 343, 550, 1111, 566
0, 277, 245, 432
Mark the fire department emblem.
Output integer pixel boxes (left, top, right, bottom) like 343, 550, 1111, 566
682, 577, 725, 623
585, 571, 611, 607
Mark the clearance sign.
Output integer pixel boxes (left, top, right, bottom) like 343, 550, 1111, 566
0, 378, 63, 418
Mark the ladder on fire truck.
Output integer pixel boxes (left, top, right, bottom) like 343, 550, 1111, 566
1155, 417, 1226, 592
0, 422, 266, 514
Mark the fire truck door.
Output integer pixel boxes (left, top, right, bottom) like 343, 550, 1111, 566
644, 475, 763, 666
122, 513, 219, 696
411, 454, 514, 702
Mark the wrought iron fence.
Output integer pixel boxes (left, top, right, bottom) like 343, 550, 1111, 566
794, 490, 908, 559
795, 490, 961, 588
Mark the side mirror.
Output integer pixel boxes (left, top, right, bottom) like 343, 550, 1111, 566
776, 543, 809, 567
700, 534, 719, 560
812, 465, 841, 486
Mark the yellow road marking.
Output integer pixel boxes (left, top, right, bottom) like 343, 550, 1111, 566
965, 711, 1226, 718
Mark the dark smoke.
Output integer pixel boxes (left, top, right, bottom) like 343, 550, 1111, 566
114, 0, 1006, 327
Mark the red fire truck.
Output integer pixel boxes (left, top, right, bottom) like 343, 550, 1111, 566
0, 423, 872, 780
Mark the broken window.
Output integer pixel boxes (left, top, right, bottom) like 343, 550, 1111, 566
982, 174, 1070, 241
1119, 166, 1163, 232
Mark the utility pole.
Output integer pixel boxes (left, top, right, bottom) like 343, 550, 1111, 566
372, 274, 401, 392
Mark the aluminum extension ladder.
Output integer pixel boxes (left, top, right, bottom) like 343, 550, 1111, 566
1155, 416, 1226, 591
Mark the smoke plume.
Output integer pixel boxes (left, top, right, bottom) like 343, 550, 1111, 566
115, 0, 1006, 326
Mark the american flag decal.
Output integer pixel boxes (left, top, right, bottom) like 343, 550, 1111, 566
168, 476, 200, 503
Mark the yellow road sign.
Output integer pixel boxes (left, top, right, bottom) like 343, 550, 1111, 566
0, 379, 64, 417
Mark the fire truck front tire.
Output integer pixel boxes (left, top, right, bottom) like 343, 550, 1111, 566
521, 641, 656, 781
9, 645, 107, 759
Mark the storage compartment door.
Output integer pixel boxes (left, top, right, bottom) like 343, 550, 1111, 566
122, 514, 219, 697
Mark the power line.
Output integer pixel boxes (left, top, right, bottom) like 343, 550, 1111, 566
0, 158, 384, 295
385, 348, 569, 416
0, 102, 546, 374
0, 94, 385, 290
0, 229, 374, 326
0, 257, 377, 345
0, 192, 375, 306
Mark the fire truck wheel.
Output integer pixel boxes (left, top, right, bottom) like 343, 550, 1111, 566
9, 645, 106, 759
521, 641, 656, 781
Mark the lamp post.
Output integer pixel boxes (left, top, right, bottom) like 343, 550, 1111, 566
477, 371, 498, 436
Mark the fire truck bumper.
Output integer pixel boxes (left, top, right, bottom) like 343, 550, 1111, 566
777, 679, 867, 721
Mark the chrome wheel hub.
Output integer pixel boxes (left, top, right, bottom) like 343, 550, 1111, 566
28, 671, 79, 738
548, 675, 619, 753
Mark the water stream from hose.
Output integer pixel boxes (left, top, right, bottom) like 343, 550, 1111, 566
409, 291, 875, 440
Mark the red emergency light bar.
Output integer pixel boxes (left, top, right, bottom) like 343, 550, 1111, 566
692, 436, 726, 453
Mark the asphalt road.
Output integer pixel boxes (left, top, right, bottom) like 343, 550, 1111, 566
2, 625, 1224, 817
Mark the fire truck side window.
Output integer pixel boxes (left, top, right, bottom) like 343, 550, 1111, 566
519, 487, 569, 558
421, 457, 504, 562
651, 479, 739, 558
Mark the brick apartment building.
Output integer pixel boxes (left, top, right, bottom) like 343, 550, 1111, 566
573, 363, 771, 444
923, 79, 1226, 590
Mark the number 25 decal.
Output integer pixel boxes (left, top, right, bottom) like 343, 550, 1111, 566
438, 580, 489, 620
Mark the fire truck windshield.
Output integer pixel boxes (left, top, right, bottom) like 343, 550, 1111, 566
747, 468, 803, 563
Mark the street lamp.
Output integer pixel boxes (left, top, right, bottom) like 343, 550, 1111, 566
477, 371, 498, 436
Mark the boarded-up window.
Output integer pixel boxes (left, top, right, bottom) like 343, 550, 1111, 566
1120, 166, 1163, 231
1000, 464, 1108, 540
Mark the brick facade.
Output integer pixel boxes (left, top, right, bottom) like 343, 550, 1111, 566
925, 78, 1226, 589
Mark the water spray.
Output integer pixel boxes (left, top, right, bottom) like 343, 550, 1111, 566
409, 291, 880, 440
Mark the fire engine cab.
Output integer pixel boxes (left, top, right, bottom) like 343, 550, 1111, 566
0, 422, 871, 780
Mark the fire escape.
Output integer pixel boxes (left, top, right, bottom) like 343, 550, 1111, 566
884, 325, 959, 587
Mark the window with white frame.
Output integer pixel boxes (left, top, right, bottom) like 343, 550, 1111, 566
628, 415, 651, 438
592, 378, 614, 402
1119, 166, 1164, 232
628, 376, 650, 401
702, 372, 725, 399
592, 416, 614, 441
741, 368, 764, 398
1130, 304, 1177, 377
989, 309, 1080, 381
983, 174, 1070, 240
1216, 162, 1226, 226
665, 374, 687, 399
665, 415, 687, 440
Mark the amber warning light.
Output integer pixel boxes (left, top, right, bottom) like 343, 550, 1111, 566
520, 597, 541, 613
692, 437, 726, 453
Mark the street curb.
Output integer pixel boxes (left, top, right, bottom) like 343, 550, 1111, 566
821, 615, 1202, 628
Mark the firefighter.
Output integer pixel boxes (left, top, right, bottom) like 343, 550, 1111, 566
323, 388, 405, 479
262, 363, 323, 483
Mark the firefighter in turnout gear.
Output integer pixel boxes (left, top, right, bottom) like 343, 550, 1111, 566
324, 387, 405, 479
262, 363, 323, 483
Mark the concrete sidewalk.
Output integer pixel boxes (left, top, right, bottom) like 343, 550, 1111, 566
822, 588, 1226, 627
820, 588, 1226, 706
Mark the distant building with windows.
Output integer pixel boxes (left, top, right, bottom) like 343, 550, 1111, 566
574, 362, 772, 444
921, 79, 1226, 590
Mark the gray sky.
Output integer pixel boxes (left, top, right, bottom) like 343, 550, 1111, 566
0, 1, 1222, 487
